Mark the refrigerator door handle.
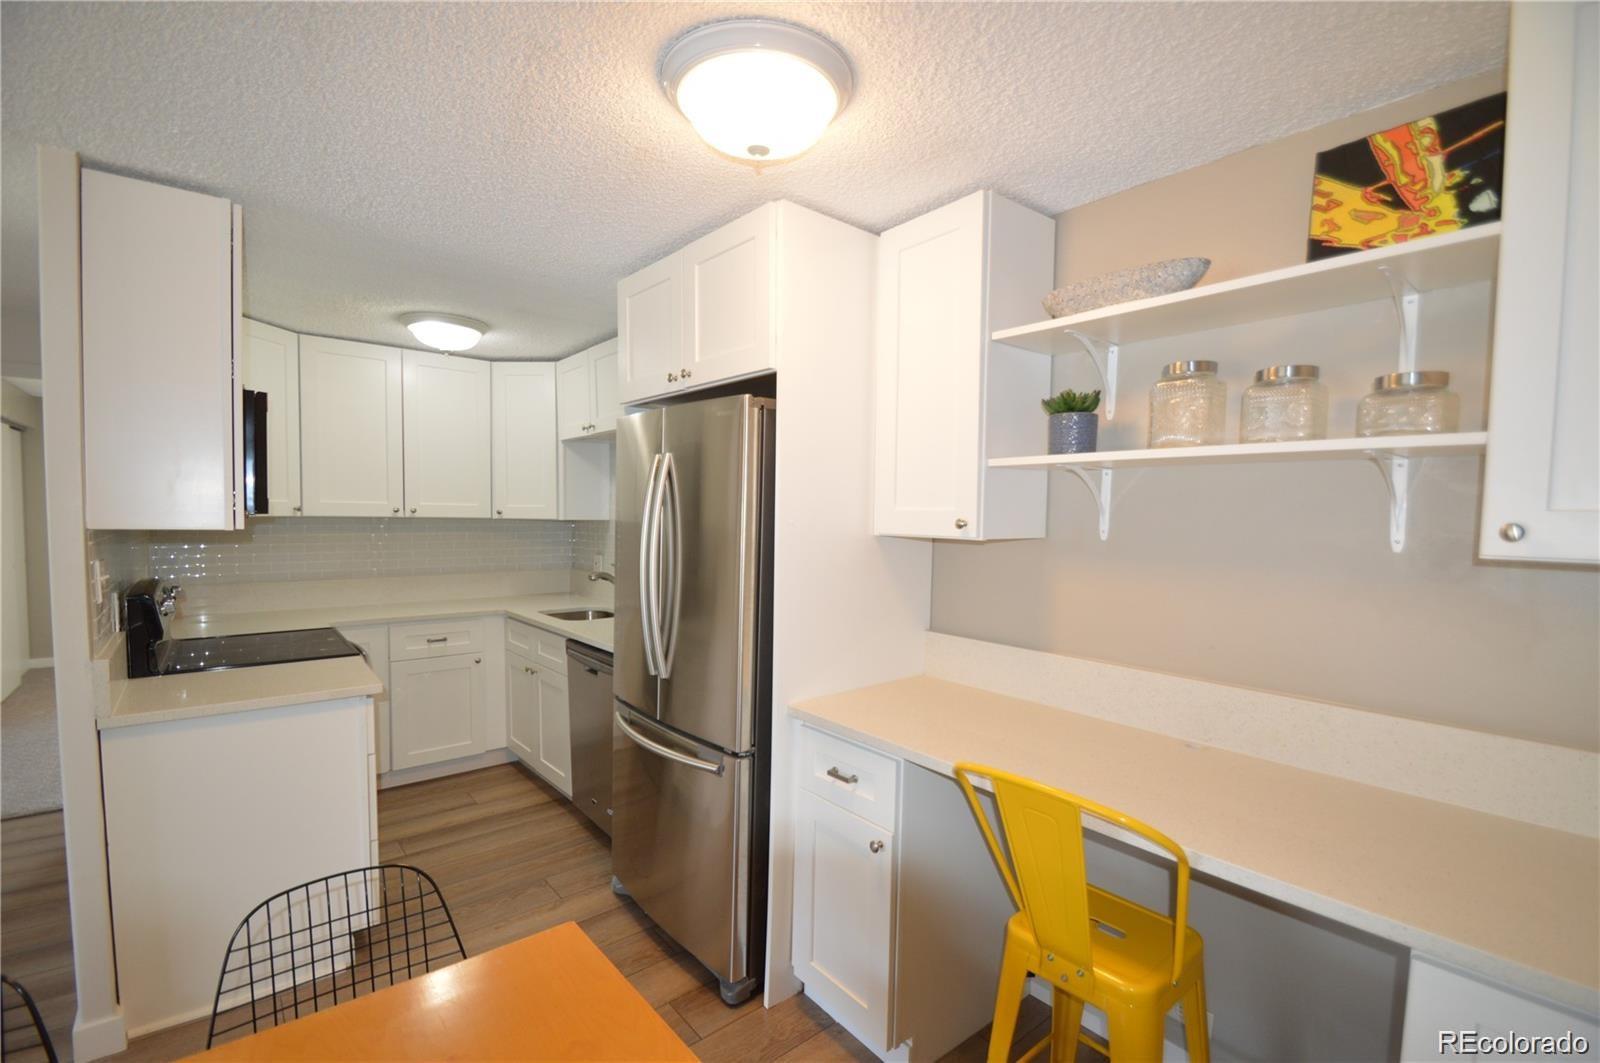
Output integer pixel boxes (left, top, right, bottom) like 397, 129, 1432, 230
639, 453, 664, 677
659, 451, 684, 679
614, 709, 725, 776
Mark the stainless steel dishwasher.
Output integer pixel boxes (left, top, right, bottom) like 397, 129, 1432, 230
566, 640, 614, 836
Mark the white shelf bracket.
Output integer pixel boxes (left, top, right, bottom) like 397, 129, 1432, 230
1367, 451, 1416, 553
1376, 265, 1421, 372
1059, 331, 1119, 420
1060, 466, 1114, 540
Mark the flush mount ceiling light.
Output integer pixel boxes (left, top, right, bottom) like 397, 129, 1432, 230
402, 313, 487, 353
660, 18, 854, 164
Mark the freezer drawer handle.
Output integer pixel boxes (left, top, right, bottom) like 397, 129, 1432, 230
825, 767, 859, 786
614, 710, 725, 776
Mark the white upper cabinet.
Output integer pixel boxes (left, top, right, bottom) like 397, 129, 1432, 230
82, 170, 241, 530
556, 337, 620, 440
617, 202, 788, 405
681, 205, 775, 388
402, 350, 492, 518
300, 336, 405, 517
491, 361, 559, 520
1480, 1, 1598, 565
241, 319, 302, 516
874, 190, 1054, 541
618, 254, 683, 404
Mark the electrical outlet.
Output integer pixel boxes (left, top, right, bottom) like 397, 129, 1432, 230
109, 591, 121, 632
593, 554, 604, 572
90, 559, 104, 605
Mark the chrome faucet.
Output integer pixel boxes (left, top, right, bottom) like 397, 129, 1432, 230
588, 571, 615, 584
158, 583, 181, 618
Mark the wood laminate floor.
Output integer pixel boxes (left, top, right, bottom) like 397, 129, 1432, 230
2, 762, 1059, 1062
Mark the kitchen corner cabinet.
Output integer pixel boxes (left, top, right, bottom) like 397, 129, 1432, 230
873, 190, 1054, 541
300, 336, 405, 517
336, 623, 391, 774
241, 319, 302, 515
82, 169, 243, 530
402, 350, 492, 518
491, 361, 559, 519
617, 202, 782, 405
557, 337, 620, 440
1478, 1, 1598, 565
389, 652, 488, 771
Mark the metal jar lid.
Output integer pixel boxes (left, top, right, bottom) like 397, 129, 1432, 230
1253, 364, 1320, 384
1373, 370, 1451, 391
1161, 360, 1218, 378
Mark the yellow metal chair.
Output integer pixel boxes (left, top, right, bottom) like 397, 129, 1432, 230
954, 764, 1209, 1063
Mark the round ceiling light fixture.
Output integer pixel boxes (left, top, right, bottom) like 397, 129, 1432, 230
402, 313, 487, 353
660, 18, 853, 164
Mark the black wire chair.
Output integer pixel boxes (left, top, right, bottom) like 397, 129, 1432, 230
206, 864, 467, 1048
1, 974, 58, 1063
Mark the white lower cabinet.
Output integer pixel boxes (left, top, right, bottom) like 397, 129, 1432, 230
336, 623, 391, 774
794, 788, 895, 1049
507, 650, 538, 763
389, 652, 487, 770
534, 666, 572, 796
506, 641, 572, 796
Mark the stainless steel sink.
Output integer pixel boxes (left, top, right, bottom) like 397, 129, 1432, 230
542, 609, 614, 622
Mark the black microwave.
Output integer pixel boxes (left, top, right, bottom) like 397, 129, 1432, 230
242, 388, 268, 515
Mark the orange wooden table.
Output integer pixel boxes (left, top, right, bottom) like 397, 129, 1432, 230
188, 921, 697, 1062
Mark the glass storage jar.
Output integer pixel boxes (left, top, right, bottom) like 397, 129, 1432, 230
1240, 364, 1328, 442
1356, 371, 1460, 436
1149, 360, 1227, 447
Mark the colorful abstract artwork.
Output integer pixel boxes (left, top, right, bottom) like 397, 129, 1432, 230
1307, 92, 1506, 260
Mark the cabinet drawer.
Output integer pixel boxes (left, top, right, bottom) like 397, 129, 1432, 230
507, 619, 568, 673
389, 617, 486, 662
799, 725, 899, 831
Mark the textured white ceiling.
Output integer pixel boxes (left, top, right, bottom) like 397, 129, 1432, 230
1, 2, 1506, 375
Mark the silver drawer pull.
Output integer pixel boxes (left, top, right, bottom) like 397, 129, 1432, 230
826, 766, 858, 785
425, 636, 449, 644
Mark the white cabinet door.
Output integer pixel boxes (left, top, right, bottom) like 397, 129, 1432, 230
874, 194, 986, 539
242, 319, 302, 516
506, 651, 539, 763
793, 790, 894, 1049
557, 350, 595, 440
1401, 954, 1598, 1061
337, 623, 391, 775
491, 362, 559, 520
534, 665, 572, 796
681, 205, 774, 388
82, 169, 239, 530
402, 350, 491, 519
300, 336, 405, 517
1480, 1, 1599, 564
618, 253, 683, 404
590, 339, 620, 434
389, 653, 487, 770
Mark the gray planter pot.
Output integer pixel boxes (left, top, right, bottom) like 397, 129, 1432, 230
1048, 411, 1099, 454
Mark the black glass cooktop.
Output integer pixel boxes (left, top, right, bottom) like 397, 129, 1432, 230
154, 627, 363, 675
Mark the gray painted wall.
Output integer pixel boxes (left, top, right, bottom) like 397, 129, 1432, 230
2, 380, 50, 659
931, 70, 1600, 752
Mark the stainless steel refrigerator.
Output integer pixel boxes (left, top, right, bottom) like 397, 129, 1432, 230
612, 394, 774, 1006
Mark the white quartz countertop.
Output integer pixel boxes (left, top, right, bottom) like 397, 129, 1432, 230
792, 676, 1600, 1013
168, 592, 614, 652
103, 591, 612, 730
102, 656, 385, 730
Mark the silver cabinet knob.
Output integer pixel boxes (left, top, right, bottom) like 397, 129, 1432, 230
954, 518, 968, 530
869, 840, 884, 854
409, 507, 418, 515
496, 509, 504, 516
1499, 522, 1527, 543
391, 507, 400, 514
667, 372, 678, 383
292, 505, 302, 513
474, 657, 482, 664
681, 368, 692, 379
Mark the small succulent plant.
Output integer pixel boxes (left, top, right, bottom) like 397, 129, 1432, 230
1041, 388, 1102, 415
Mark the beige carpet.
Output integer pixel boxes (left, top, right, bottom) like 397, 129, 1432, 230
2, 668, 61, 819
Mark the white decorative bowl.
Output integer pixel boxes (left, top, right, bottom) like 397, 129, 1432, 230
1042, 257, 1212, 319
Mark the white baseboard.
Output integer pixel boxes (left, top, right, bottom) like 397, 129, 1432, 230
72, 1008, 128, 1062
26, 656, 53, 670
377, 748, 514, 790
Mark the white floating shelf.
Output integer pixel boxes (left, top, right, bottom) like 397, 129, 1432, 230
988, 432, 1488, 470
991, 432, 1487, 552
993, 223, 1501, 355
